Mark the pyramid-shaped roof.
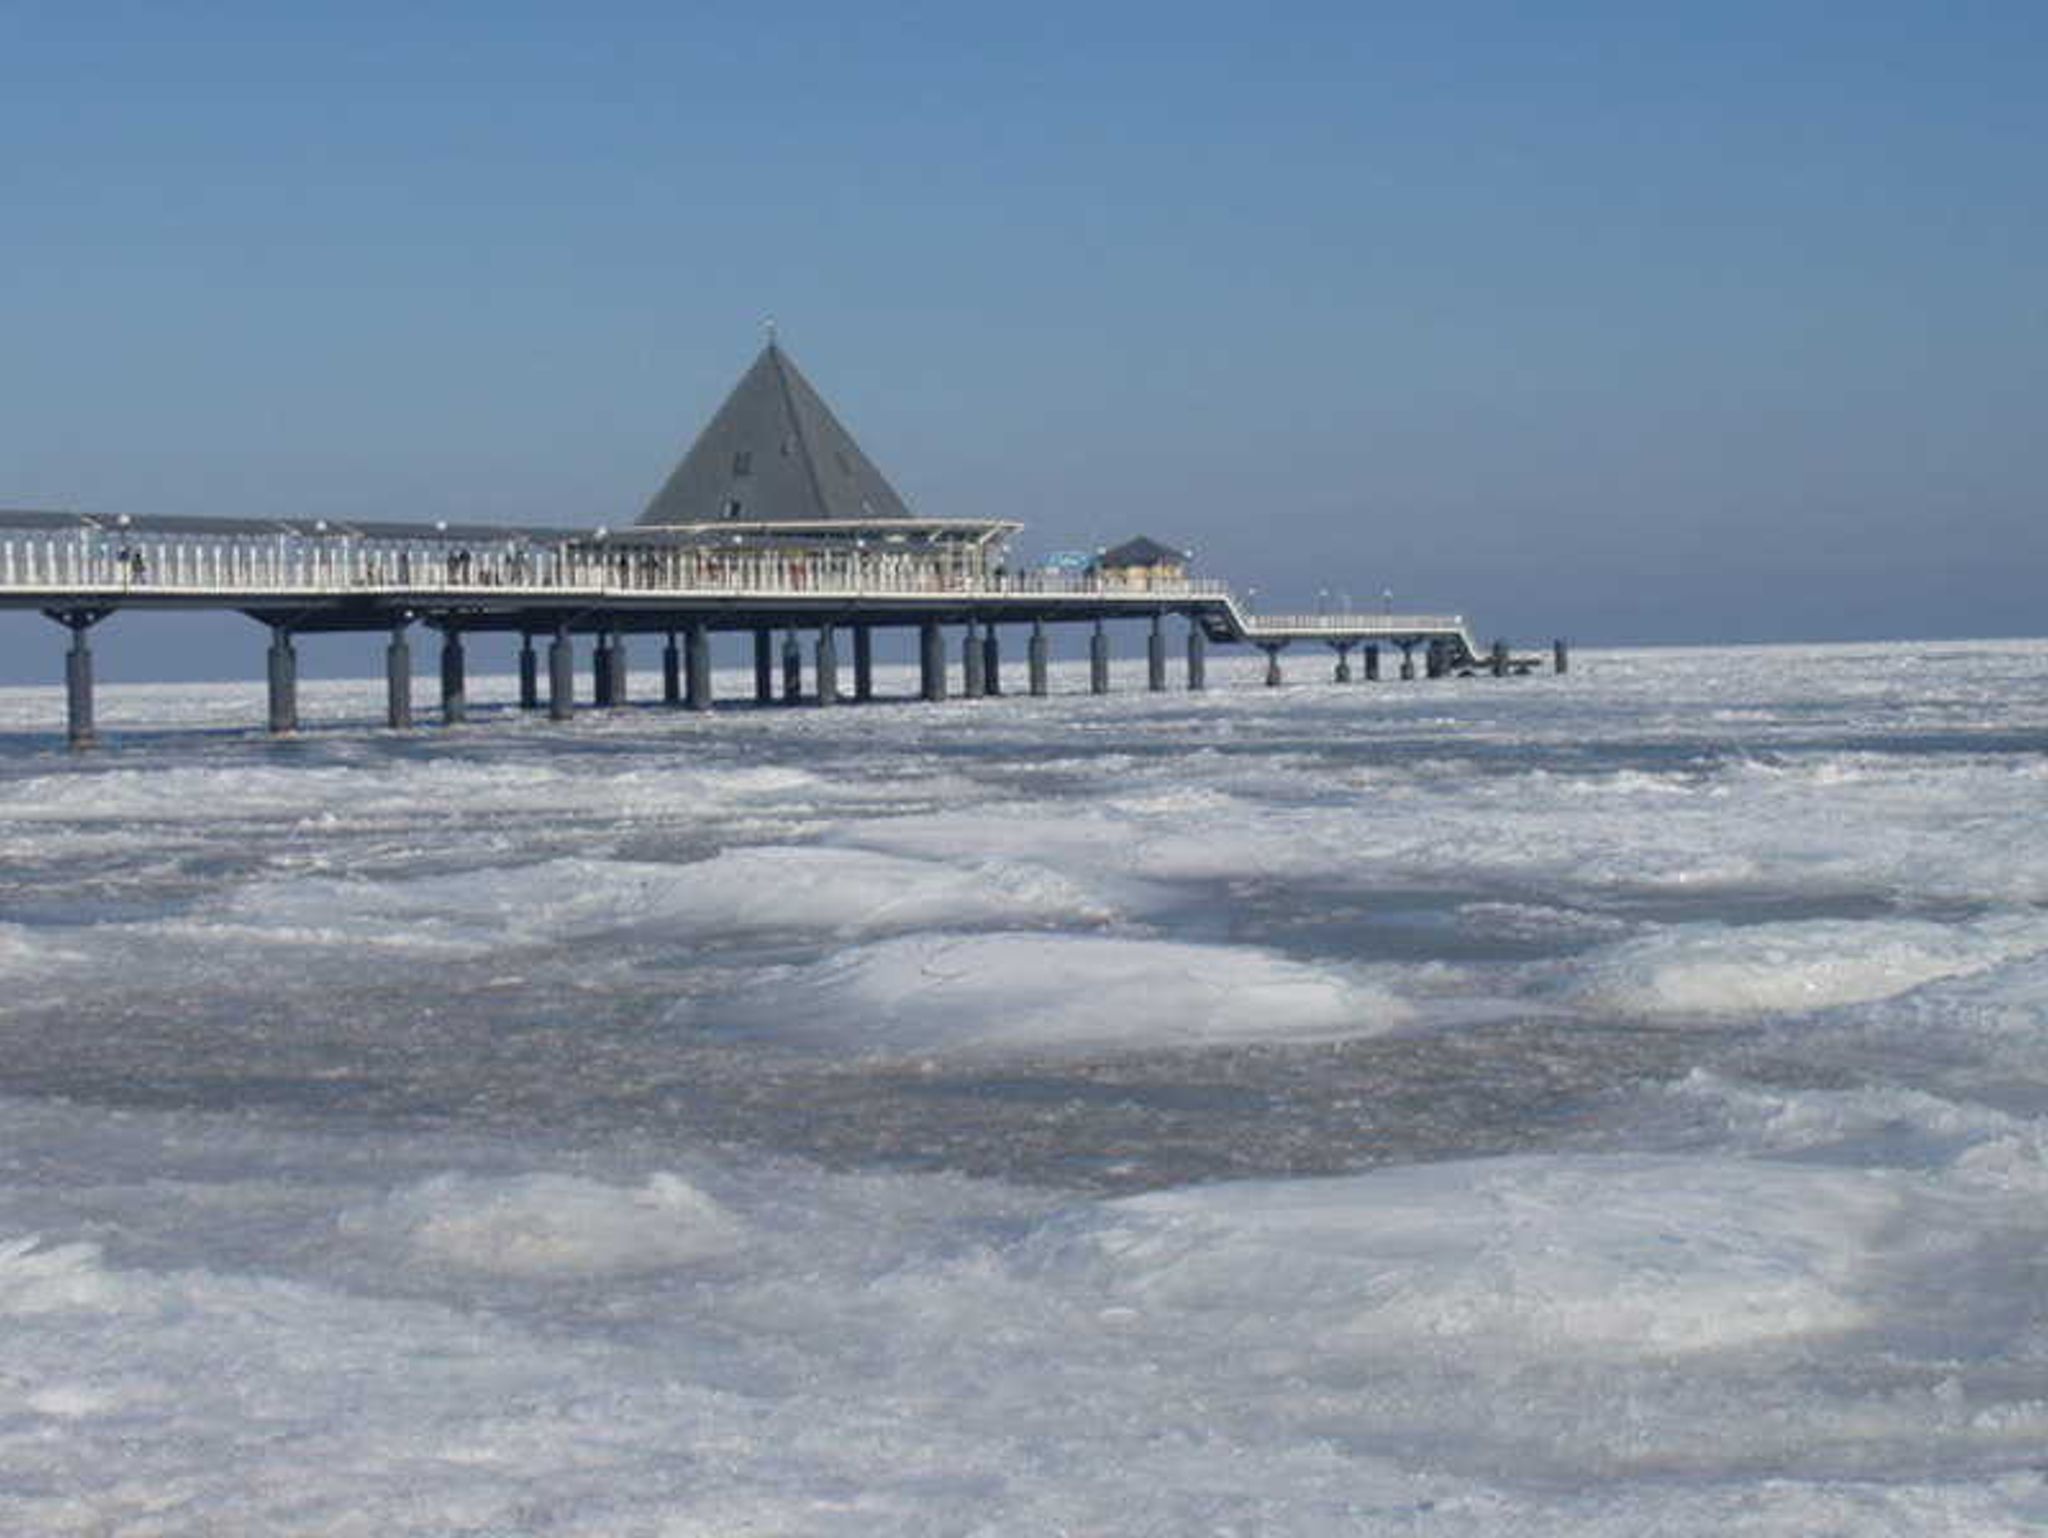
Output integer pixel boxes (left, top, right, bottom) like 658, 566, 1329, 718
1097, 535, 1189, 569
638, 341, 915, 527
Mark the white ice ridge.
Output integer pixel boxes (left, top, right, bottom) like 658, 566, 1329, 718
829, 748, 2048, 907
0, 756, 856, 827
343, 1172, 745, 1278
1034, 1155, 1896, 1358
1661, 1068, 2048, 1187
0, 921, 78, 981
1562, 912, 2048, 1019
0, 1235, 122, 1315
673, 932, 1413, 1057
198, 846, 1112, 949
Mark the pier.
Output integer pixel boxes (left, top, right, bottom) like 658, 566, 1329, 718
1, 340, 1550, 745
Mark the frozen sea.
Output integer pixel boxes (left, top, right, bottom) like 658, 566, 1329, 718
3, 641, 2047, 1535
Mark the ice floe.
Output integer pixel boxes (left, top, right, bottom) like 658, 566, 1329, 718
673, 931, 1415, 1057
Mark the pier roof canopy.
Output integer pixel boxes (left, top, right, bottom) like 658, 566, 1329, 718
1097, 536, 1189, 569
638, 341, 916, 528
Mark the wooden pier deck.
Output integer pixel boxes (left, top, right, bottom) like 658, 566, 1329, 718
0, 508, 1515, 745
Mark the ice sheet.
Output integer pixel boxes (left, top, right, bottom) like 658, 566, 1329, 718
673, 931, 1417, 1056
3, 640, 2048, 1532
346, 1170, 746, 1276
1561, 912, 2048, 1018
1045, 1154, 1899, 1356
200, 846, 1115, 949
3, 1097, 2045, 1535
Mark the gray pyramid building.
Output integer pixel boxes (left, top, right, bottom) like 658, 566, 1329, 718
639, 341, 915, 527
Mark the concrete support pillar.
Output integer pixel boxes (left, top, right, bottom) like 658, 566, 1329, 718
607, 634, 629, 706
1491, 639, 1509, 678
754, 629, 775, 704
816, 624, 839, 706
58, 616, 96, 749
983, 629, 1002, 696
1147, 614, 1168, 692
1028, 619, 1049, 697
385, 622, 413, 730
1364, 643, 1380, 682
1263, 644, 1284, 688
1089, 619, 1111, 695
548, 628, 574, 721
1554, 639, 1570, 675
662, 633, 682, 706
1334, 644, 1353, 684
592, 636, 614, 708
440, 628, 466, 725
518, 634, 540, 710
1426, 639, 1448, 679
686, 622, 713, 711
853, 624, 874, 702
781, 630, 802, 704
268, 626, 299, 734
962, 618, 985, 699
920, 619, 947, 702
1186, 621, 1207, 692
1398, 642, 1416, 681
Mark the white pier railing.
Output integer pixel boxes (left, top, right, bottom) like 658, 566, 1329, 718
0, 520, 1474, 651
1236, 612, 1468, 637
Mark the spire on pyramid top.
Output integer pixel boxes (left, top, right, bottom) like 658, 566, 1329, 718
637, 338, 915, 527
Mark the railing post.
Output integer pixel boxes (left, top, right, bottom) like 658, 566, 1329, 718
518, 633, 540, 710
853, 623, 874, 702
440, 626, 466, 724
386, 620, 413, 729
754, 628, 775, 704
52, 611, 100, 749
686, 621, 713, 711
781, 629, 802, 704
816, 623, 838, 706
548, 626, 574, 721
592, 633, 614, 707
920, 618, 946, 702
962, 617, 985, 699
267, 625, 299, 733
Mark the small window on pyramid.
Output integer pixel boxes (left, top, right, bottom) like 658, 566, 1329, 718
732, 451, 752, 477
724, 498, 743, 519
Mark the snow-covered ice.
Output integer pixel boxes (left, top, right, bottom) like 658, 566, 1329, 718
675, 931, 1417, 1056
3, 641, 2048, 1534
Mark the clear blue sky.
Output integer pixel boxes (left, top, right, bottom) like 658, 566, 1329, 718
3, 1, 2043, 679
